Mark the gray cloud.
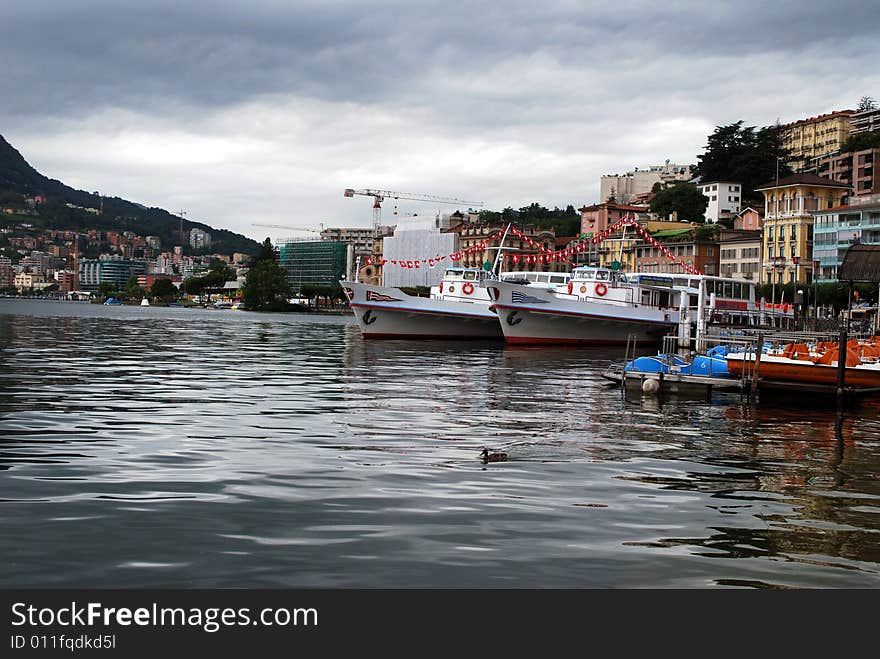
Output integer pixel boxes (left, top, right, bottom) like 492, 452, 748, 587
1, 1, 878, 239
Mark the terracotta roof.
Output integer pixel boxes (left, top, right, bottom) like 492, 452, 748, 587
578, 203, 648, 212
755, 173, 851, 191
781, 110, 856, 129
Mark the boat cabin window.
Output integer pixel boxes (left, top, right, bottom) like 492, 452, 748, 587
617, 273, 629, 284
581, 270, 595, 280
463, 271, 476, 281
595, 271, 609, 281
444, 269, 462, 278
549, 275, 567, 284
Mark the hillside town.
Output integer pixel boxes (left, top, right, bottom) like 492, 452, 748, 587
1, 100, 879, 314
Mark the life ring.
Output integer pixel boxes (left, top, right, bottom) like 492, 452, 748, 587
567, 281, 573, 295
579, 285, 587, 294
462, 282, 474, 295
595, 283, 608, 296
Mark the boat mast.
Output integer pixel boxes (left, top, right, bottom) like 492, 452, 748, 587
490, 222, 514, 276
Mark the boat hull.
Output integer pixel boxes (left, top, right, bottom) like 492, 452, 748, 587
726, 354, 880, 388
342, 281, 502, 339
486, 281, 675, 346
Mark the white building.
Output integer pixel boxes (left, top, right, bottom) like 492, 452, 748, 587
189, 228, 212, 251
600, 161, 693, 205
700, 181, 741, 223
381, 218, 458, 288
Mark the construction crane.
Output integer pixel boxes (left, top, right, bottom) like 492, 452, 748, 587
252, 222, 324, 233
343, 188, 483, 230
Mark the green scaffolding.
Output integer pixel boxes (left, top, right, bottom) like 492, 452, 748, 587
279, 240, 347, 294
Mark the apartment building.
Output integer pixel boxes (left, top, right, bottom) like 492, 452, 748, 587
812, 194, 880, 282
817, 148, 880, 197
755, 173, 850, 284
699, 181, 741, 223
781, 110, 855, 172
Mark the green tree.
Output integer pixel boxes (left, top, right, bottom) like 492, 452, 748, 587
694, 121, 791, 204
857, 96, 877, 112
840, 130, 880, 154
150, 277, 177, 299
125, 275, 143, 301
96, 281, 117, 300
649, 183, 708, 222
242, 238, 293, 311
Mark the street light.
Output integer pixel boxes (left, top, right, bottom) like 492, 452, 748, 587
813, 259, 820, 321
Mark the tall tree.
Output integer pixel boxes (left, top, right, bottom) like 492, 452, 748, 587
857, 96, 877, 111
242, 238, 292, 311
694, 122, 791, 205
649, 183, 708, 222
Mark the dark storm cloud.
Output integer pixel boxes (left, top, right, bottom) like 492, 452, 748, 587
2, 0, 877, 120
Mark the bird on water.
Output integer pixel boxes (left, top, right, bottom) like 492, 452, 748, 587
480, 447, 507, 463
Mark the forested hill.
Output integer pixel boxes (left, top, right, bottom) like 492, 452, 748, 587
0, 134, 259, 255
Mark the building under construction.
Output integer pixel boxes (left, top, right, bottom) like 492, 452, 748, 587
278, 239, 351, 294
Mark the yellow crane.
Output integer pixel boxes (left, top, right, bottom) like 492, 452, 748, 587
343, 188, 483, 230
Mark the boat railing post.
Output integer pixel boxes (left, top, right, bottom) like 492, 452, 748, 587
836, 324, 847, 410
750, 332, 764, 398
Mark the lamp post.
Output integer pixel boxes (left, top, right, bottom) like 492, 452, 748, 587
768, 255, 786, 326
813, 259, 820, 321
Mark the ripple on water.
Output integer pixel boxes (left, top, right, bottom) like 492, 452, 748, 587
1, 299, 879, 587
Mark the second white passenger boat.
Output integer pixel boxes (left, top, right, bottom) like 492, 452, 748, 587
485, 267, 781, 346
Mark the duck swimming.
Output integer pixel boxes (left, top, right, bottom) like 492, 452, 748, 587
480, 448, 507, 463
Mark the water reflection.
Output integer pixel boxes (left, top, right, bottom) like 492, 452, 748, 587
0, 299, 878, 587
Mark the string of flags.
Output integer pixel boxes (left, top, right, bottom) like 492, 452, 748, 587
363, 217, 702, 275
364, 231, 504, 269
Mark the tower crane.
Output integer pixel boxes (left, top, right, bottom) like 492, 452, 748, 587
343, 188, 483, 230
252, 222, 324, 233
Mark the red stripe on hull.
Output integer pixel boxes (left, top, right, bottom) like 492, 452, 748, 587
362, 333, 502, 340
504, 336, 659, 346
490, 304, 674, 327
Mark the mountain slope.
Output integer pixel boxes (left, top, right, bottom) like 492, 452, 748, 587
0, 134, 259, 255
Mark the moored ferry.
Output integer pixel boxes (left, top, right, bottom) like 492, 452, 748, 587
342, 268, 570, 339
484, 267, 789, 346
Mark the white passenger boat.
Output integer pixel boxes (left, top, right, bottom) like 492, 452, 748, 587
485, 267, 783, 346
342, 268, 570, 339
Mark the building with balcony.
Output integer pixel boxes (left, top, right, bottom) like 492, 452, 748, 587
817, 148, 880, 197
781, 110, 855, 172
755, 173, 850, 285
320, 227, 376, 257
850, 107, 880, 135
812, 195, 880, 282
699, 181, 741, 223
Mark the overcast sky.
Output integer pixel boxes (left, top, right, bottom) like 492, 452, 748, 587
2, 0, 878, 242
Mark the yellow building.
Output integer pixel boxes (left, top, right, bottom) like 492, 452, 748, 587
781, 110, 855, 172
755, 173, 850, 285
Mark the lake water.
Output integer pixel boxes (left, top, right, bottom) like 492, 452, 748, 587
1, 298, 879, 588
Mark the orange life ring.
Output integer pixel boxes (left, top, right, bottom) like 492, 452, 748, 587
567, 281, 573, 295
462, 282, 474, 295
595, 283, 608, 296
